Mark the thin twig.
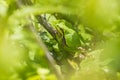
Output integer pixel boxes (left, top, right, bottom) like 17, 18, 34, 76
28, 21, 64, 80
36, 15, 58, 41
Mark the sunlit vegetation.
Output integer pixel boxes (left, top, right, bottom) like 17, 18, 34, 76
0, 0, 120, 80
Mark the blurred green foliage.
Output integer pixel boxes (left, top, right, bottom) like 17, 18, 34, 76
0, 0, 120, 80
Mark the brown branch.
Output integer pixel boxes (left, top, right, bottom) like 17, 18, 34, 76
36, 15, 58, 41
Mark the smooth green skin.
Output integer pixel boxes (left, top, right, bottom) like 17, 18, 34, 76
55, 20, 81, 51
47, 15, 81, 53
